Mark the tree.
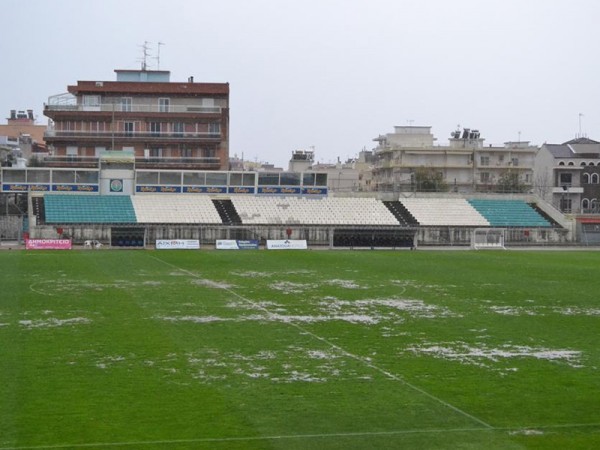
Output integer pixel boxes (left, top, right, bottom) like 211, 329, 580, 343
495, 171, 526, 193
413, 167, 448, 192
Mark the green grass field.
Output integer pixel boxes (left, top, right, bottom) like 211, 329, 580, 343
1, 249, 599, 449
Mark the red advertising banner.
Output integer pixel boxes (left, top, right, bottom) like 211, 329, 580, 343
26, 239, 72, 250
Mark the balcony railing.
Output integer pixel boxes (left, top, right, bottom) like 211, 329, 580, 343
33, 155, 222, 169
135, 157, 221, 168
44, 130, 221, 140
44, 103, 222, 114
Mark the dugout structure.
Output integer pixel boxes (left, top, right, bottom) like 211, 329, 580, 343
471, 228, 506, 250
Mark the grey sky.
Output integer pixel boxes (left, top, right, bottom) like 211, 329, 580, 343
2, 0, 599, 167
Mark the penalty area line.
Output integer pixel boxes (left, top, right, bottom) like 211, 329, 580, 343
148, 255, 493, 430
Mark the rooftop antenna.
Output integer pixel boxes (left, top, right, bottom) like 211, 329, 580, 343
155, 42, 165, 70
138, 41, 151, 70
407, 119, 414, 126
578, 113, 584, 138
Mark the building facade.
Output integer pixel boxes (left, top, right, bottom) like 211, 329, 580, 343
372, 126, 536, 194
534, 137, 600, 214
0, 109, 47, 163
43, 69, 229, 170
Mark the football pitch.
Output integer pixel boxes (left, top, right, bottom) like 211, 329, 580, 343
1, 249, 599, 449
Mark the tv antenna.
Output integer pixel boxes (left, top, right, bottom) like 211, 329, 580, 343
578, 113, 584, 137
155, 42, 165, 70
138, 41, 151, 70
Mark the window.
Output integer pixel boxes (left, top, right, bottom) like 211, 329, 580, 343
209, 122, 221, 134
124, 122, 134, 137
121, 97, 132, 112
159, 172, 181, 185
183, 172, 205, 185
27, 170, 50, 183
582, 199, 590, 210
82, 95, 100, 108
583, 173, 590, 184
480, 156, 490, 166
568, 162, 574, 166
258, 173, 280, 186
303, 173, 316, 186
559, 173, 572, 186
280, 172, 301, 186
229, 173, 243, 186
558, 161, 565, 166
511, 157, 519, 166
4, 170, 26, 183
315, 173, 328, 186
498, 155, 504, 163
66, 146, 78, 161
158, 98, 170, 113
53, 170, 76, 184
593, 173, 600, 184
179, 146, 193, 158
206, 172, 227, 186
480, 172, 491, 183
137, 171, 159, 184
560, 197, 572, 213
76, 171, 98, 183
173, 122, 184, 137
149, 122, 161, 137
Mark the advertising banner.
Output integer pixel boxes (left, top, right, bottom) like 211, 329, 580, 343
155, 239, 200, 250
26, 239, 72, 250
137, 185, 182, 193
52, 184, 98, 192
228, 186, 256, 194
183, 186, 228, 194
216, 240, 260, 250
302, 187, 328, 195
266, 240, 308, 250
257, 186, 302, 195
2, 184, 51, 192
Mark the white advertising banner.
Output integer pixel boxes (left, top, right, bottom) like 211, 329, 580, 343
216, 240, 260, 250
266, 239, 308, 250
155, 239, 200, 250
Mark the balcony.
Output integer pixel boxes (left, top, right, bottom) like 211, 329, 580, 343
44, 103, 222, 114
44, 130, 221, 142
31, 155, 222, 170
135, 157, 222, 170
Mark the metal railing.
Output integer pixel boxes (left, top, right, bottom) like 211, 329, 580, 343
44, 103, 222, 114
44, 130, 221, 140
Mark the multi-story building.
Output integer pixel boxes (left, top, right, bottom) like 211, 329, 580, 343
534, 137, 600, 214
43, 69, 229, 170
0, 109, 47, 162
372, 126, 536, 193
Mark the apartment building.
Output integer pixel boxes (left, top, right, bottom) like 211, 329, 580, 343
43, 69, 229, 170
534, 137, 600, 214
372, 126, 536, 193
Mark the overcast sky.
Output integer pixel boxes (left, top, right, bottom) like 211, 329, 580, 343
2, 0, 599, 167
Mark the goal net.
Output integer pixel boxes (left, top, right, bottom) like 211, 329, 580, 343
471, 228, 506, 250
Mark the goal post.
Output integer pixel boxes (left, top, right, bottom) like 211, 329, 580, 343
471, 228, 506, 250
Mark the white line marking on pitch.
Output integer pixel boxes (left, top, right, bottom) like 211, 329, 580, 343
149, 255, 493, 429
0, 427, 491, 449
2, 423, 600, 449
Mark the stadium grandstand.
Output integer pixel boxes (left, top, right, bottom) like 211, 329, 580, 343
26, 191, 566, 248
1, 163, 571, 249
